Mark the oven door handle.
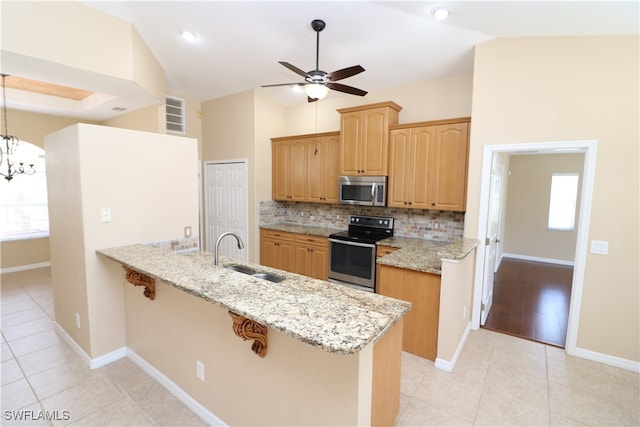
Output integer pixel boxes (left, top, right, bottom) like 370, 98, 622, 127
329, 238, 375, 248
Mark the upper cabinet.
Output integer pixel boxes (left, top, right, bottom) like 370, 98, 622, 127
272, 132, 340, 204
306, 133, 340, 204
272, 137, 307, 201
337, 102, 402, 176
388, 118, 470, 212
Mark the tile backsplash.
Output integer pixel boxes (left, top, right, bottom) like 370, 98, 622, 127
260, 200, 464, 241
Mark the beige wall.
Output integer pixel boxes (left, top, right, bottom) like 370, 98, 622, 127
468, 36, 639, 362
439, 248, 476, 365
200, 90, 285, 262
279, 73, 473, 136
0, 110, 98, 270
503, 154, 584, 263
46, 124, 199, 357
3, 1, 164, 101
123, 277, 366, 425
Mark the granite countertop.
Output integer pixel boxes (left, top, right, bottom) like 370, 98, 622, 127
261, 223, 477, 275
96, 244, 411, 356
376, 237, 478, 274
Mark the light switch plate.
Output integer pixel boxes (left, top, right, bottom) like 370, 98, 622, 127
590, 240, 609, 255
100, 208, 112, 223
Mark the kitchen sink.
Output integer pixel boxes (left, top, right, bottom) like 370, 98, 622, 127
225, 264, 285, 283
251, 272, 285, 283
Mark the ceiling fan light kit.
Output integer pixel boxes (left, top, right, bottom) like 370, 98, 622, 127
262, 19, 368, 102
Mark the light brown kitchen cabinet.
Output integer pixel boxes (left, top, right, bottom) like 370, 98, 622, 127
388, 118, 469, 212
377, 264, 441, 361
306, 132, 340, 204
260, 229, 295, 272
293, 235, 329, 280
272, 132, 339, 204
272, 137, 307, 201
337, 101, 402, 176
431, 122, 469, 211
260, 230, 329, 280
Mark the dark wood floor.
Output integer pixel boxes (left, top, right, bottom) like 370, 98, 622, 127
482, 258, 573, 348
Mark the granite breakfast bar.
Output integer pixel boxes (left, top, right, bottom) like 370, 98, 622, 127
97, 244, 410, 426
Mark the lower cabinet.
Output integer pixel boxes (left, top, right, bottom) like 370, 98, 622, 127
377, 263, 441, 361
293, 235, 329, 281
260, 230, 295, 272
260, 229, 328, 281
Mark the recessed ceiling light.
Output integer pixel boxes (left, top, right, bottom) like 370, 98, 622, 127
181, 30, 198, 42
431, 7, 450, 21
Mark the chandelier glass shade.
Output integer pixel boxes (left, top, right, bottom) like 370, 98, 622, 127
1, 74, 35, 182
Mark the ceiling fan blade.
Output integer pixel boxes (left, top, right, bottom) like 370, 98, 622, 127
326, 82, 368, 96
279, 61, 309, 78
261, 82, 304, 88
326, 65, 365, 82
307, 96, 318, 103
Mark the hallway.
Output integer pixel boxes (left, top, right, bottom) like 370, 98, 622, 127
483, 258, 573, 347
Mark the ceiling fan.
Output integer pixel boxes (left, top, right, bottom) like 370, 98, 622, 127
261, 19, 367, 102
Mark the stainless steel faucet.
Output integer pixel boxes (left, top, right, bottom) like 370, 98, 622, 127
214, 232, 245, 266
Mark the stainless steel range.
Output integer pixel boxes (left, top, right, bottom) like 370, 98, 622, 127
328, 215, 394, 292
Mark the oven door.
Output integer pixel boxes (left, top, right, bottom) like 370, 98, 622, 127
328, 238, 376, 290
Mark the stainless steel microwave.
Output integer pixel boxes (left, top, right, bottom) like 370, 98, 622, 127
338, 176, 387, 206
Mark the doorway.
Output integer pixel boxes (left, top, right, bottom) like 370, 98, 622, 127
204, 160, 249, 260
473, 140, 597, 356
482, 152, 584, 347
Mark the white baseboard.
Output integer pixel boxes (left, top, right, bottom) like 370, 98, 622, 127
502, 253, 574, 267
54, 323, 126, 369
1, 261, 51, 274
127, 349, 227, 426
434, 321, 471, 372
573, 347, 640, 373
54, 324, 226, 425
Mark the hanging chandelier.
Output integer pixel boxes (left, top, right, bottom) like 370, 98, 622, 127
1, 73, 35, 182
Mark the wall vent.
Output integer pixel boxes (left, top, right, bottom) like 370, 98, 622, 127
166, 96, 185, 134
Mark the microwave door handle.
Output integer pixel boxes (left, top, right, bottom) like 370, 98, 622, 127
371, 183, 376, 202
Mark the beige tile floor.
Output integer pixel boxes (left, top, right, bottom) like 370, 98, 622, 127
2, 267, 639, 426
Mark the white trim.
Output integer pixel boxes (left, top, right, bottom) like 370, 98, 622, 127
127, 349, 227, 426
502, 252, 574, 267
1, 261, 51, 274
574, 347, 640, 373
473, 140, 597, 360
54, 323, 126, 369
54, 324, 226, 425
434, 321, 471, 372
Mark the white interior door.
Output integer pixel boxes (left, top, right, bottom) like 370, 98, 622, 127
480, 154, 504, 325
204, 161, 248, 260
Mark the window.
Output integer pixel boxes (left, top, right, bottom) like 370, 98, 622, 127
0, 142, 49, 241
548, 173, 579, 231
166, 96, 185, 134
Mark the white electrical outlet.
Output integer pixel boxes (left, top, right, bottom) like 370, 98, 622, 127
196, 361, 205, 381
184, 226, 192, 238
75, 313, 81, 329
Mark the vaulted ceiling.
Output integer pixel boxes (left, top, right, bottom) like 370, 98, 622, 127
2, 1, 638, 120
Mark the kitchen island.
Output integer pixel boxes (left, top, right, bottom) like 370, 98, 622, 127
97, 244, 410, 426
